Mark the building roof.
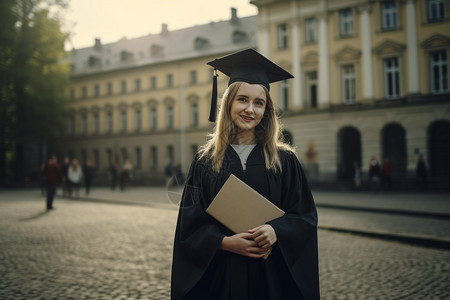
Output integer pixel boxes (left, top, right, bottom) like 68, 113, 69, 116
70, 13, 257, 77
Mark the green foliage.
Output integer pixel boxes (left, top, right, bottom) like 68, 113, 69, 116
0, 0, 70, 185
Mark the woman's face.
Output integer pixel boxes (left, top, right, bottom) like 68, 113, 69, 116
230, 82, 266, 133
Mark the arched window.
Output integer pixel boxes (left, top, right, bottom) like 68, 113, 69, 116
337, 126, 361, 179
381, 123, 407, 178
428, 120, 450, 178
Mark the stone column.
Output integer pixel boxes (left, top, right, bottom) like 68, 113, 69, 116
291, 11, 303, 109
406, 0, 419, 94
318, 11, 330, 107
359, 4, 374, 100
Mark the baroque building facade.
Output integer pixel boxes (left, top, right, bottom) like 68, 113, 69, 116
60, 1, 450, 186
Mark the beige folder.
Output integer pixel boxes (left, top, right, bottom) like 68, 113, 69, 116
206, 174, 285, 234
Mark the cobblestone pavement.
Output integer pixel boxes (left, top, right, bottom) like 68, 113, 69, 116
1, 190, 449, 299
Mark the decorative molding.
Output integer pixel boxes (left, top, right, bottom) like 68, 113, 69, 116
302, 51, 319, 67
373, 39, 406, 55
334, 46, 362, 61
421, 34, 450, 49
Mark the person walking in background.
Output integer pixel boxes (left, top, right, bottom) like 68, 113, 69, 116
369, 156, 381, 192
44, 155, 62, 210
68, 159, 83, 198
120, 159, 133, 191
416, 155, 428, 189
84, 160, 95, 195
382, 157, 393, 190
61, 156, 70, 197
165, 160, 173, 187
353, 161, 361, 190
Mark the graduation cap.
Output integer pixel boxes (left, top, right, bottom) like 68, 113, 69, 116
207, 48, 294, 122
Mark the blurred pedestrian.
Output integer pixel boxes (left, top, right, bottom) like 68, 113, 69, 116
68, 159, 83, 198
165, 160, 174, 187
353, 161, 361, 190
120, 159, 133, 191
416, 155, 428, 188
84, 160, 95, 195
369, 156, 381, 192
61, 156, 70, 196
44, 155, 62, 210
382, 157, 393, 190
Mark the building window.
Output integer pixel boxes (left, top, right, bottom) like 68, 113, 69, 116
277, 24, 288, 49
106, 111, 113, 133
92, 112, 99, 134
341, 65, 356, 104
93, 84, 100, 97
135, 147, 141, 170
381, 1, 397, 30
120, 110, 127, 132
81, 86, 87, 99
189, 71, 197, 85
134, 108, 142, 131
383, 57, 400, 99
306, 72, 318, 108
305, 18, 317, 43
107, 82, 113, 95
106, 149, 113, 166
167, 145, 174, 164
150, 107, 157, 130
69, 88, 74, 101
121, 80, 127, 94
233, 30, 248, 43
121, 147, 128, 161
93, 149, 99, 168
280, 80, 289, 110
81, 149, 87, 165
134, 79, 141, 92
339, 9, 354, 37
150, 146, 157, 170
428, 0, 445, 22
166, 74, 173, 87
68, 115, 75, 135
430, 50, 448, 94
150, 76, 157, 89
166, 106, 174, 129
80, 114, 87, 134
190, 103, 198, 127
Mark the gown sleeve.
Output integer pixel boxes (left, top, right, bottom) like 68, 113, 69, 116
267, 150, 320, 300
170, 156, 226, 300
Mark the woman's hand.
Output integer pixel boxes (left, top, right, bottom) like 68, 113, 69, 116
221, 233, 266, 258
248, 224, 277, 249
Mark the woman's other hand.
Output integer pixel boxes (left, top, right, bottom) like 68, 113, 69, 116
221, 233, 266, 258
248, 224, 277, 249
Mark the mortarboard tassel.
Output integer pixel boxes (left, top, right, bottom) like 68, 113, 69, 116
208, 69, 218, 122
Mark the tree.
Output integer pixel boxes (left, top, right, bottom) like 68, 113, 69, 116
0, 0, 69, 186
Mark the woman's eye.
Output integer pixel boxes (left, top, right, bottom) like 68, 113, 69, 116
255, 101, 264, 106
238, 98, 247, 102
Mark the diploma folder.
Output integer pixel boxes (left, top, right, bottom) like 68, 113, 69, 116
206, 174, 285, 236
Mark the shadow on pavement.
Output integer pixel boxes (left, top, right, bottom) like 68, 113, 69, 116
20, 210, 51, 222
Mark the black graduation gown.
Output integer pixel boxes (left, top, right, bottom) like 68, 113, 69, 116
171, 144, 319, 300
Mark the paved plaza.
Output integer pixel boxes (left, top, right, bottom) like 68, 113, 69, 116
0, 189, 449, 299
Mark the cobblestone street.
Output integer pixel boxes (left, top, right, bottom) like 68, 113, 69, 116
1, 190, 449, 299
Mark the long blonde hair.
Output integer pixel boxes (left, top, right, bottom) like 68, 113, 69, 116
199, 81, 293, 173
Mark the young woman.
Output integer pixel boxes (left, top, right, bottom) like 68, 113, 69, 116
171, 49, 319, 300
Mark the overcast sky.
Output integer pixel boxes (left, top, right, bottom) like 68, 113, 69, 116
64, 0, 258, 50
